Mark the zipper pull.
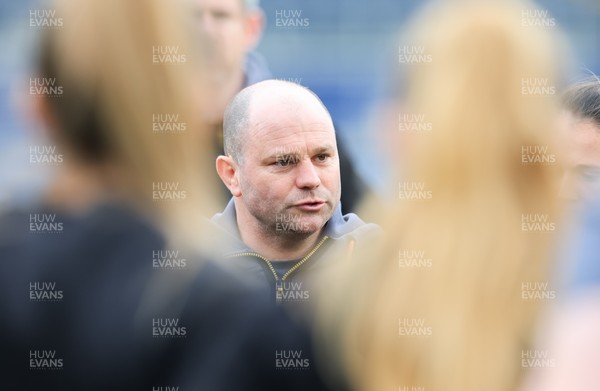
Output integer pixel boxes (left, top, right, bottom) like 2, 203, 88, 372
276, 281, 283, 304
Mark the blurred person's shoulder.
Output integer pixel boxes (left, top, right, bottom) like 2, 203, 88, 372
0, 201, 164, 255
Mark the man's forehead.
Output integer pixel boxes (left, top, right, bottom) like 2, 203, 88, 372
235, 81, 336, 152
249, 120, 335, 149
252, 117, 333, 134
567, 118, 600, 144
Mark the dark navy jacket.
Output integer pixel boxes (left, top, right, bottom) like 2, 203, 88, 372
0, 203, 331, 391
210, 199, 380, 305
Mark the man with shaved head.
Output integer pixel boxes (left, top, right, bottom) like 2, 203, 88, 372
212, 80, 378, 305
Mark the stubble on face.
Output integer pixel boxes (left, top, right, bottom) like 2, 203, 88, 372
236, 97, 341, 241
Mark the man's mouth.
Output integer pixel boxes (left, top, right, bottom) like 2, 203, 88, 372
293, 200, 326, 211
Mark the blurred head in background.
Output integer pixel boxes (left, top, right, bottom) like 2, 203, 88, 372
559, 78, 600, 201
34, 0, 216, 249
190, 0, 264, 124
315, 1, 565, 391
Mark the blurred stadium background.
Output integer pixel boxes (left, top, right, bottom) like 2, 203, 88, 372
1, 0, 599, 208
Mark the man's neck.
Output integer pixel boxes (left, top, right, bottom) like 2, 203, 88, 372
237, 218, 324, 261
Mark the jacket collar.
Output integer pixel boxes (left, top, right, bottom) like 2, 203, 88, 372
210, 198, 353, 255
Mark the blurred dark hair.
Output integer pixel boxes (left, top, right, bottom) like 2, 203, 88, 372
38, 31, 110, 162
562, 76, 600, 125
34, 0, 217, 247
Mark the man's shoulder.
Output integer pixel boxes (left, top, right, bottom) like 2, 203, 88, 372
209, 198, 240, 241
325, 205, 382, 240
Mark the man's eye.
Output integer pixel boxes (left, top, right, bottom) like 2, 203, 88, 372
579, 167, 600, 183
315, 154, 328, 162
275, 156, 298, 167
276, 158, 290, 167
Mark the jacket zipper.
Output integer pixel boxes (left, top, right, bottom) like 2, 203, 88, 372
227, 235, 330, 304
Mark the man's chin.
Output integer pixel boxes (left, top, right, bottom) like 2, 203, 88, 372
273, 218, 325, 237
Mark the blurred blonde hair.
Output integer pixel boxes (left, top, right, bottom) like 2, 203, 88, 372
39, 0, 216, 250
315, 1, 565, 391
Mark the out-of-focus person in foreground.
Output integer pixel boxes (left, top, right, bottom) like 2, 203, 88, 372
519, 79, 600, 391
558, 78, 600, 201
0, 0, 330, 390
314, 1, 565, 391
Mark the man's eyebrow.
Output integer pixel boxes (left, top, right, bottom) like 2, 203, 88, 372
263, 144, 336, 160
310, 145, 336, 155
575, 164, 600, 172
266, 150, 302, 159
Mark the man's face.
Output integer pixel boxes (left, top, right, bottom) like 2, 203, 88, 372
236, 95, 341, 237
192, 0, 249, 74
559, 111, 600, 201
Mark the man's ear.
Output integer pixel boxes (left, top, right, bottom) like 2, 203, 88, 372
243, 8, 265, 52
216, 155, 242, 197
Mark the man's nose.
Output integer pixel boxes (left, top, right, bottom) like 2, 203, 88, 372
295, 159, 321, 190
